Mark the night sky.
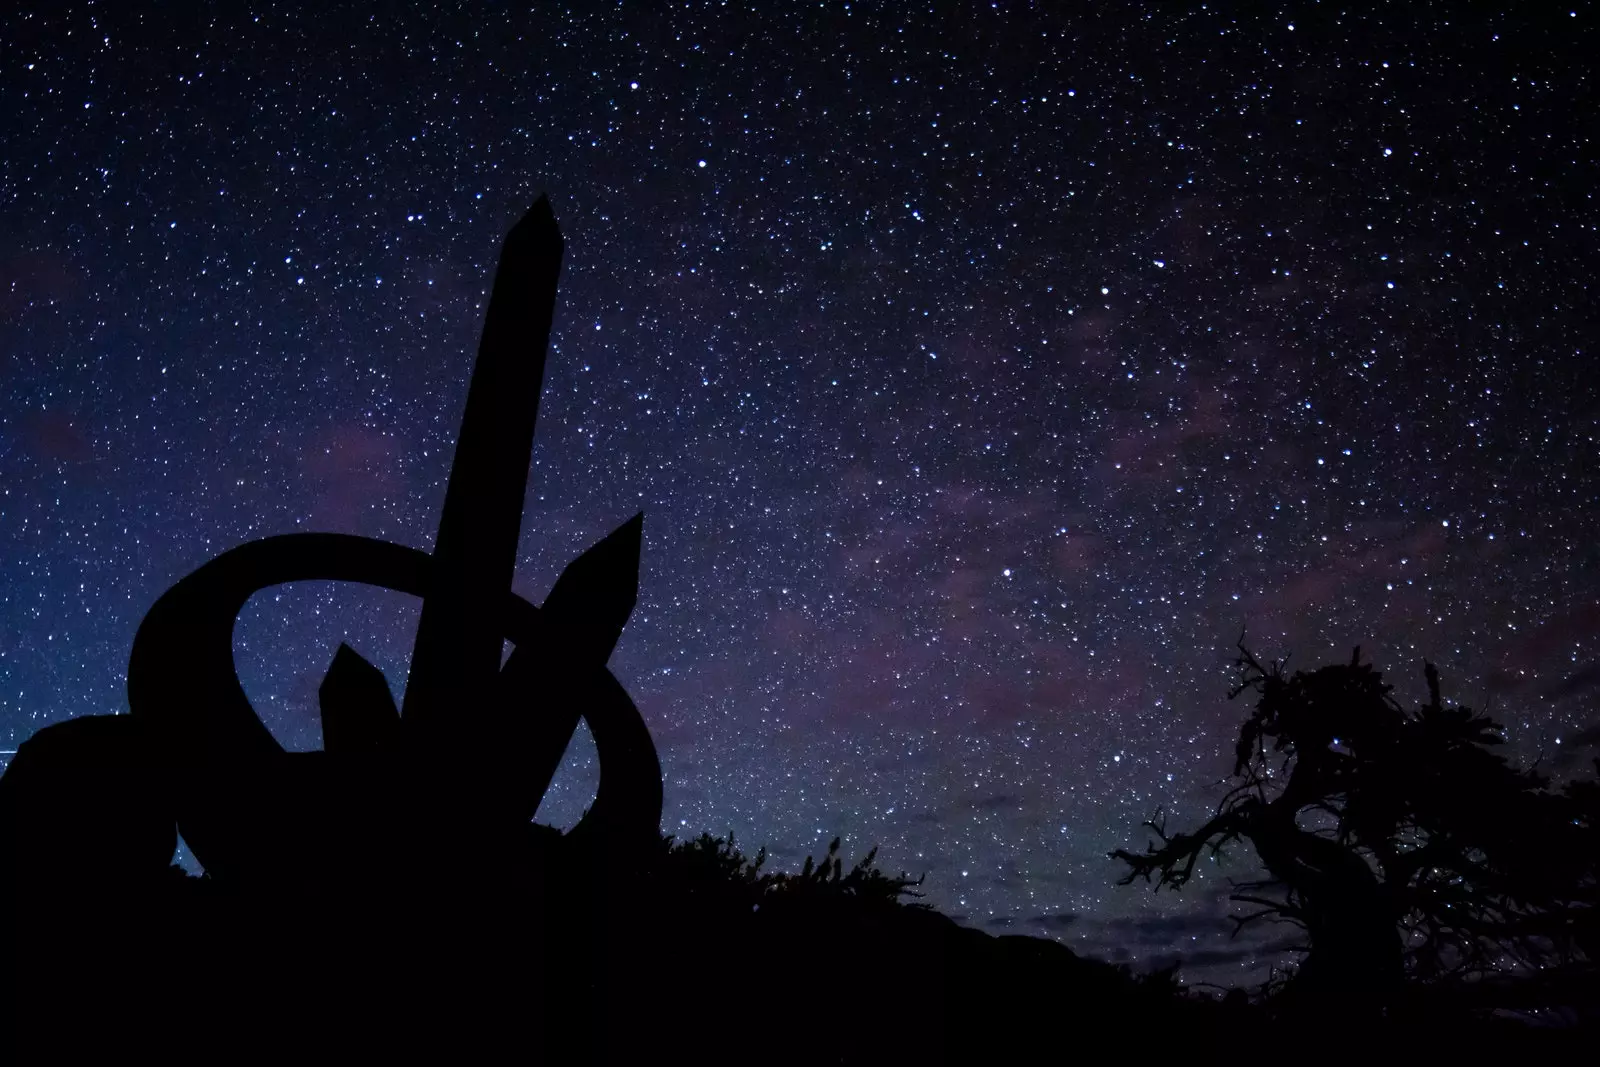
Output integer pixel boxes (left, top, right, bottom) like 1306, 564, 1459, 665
3, 5, 1596, 985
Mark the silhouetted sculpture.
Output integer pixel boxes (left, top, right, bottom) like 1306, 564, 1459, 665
0, 197, 662, 1057
1114, 642, 1599, 1026
318, 642, 401, 754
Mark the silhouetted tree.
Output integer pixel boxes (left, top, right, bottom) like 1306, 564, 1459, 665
1113, 643, 1598, 1015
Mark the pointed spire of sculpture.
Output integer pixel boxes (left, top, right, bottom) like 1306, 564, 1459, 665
499, 513, 649, 823
403, 196, 565, 750
541, 511, 644, 665
319, 644, 400, 755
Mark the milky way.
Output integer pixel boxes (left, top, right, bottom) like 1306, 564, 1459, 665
2, 5, 1595, 983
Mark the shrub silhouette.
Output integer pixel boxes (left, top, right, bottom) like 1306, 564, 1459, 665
1114, 642, 1598, 1022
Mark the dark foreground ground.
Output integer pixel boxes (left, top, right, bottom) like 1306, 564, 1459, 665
5, 828, 1593, 1062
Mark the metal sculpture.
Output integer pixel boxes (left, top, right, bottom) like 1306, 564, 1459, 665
2, 195, 662, 929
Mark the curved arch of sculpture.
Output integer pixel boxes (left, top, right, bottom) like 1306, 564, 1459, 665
127, 531, 662, 884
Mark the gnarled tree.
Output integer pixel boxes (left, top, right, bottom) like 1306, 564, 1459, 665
1113, 644, 1597, 1011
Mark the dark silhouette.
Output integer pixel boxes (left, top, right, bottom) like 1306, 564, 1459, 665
0, 197, 665, 1057
3, 200, 1589, 1060
1114, 641, 1599, 1027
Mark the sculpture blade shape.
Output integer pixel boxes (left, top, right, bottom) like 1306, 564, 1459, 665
403, 196, 565, 749
496, 513, 645, 820
319, 643, 400, 755
541, 511, 644, 665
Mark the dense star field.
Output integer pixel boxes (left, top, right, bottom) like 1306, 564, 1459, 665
2, 5, 1595, 983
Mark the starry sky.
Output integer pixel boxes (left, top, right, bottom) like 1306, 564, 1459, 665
2, 4, 1596, 985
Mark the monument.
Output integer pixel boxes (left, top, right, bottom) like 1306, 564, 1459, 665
0, 198, 663, 1056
